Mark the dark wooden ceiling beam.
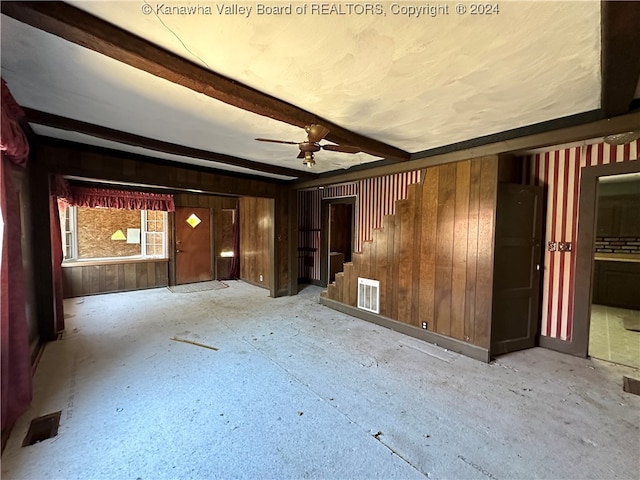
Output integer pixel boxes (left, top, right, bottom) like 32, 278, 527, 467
2, 1, 410, 162
294, 111, 640, 189
23, 108, 316, 179
600, 1, 640, 117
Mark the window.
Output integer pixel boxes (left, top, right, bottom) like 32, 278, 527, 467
219, 208, 235, 257
61, 205, 76, 260
143, 210, 165, 257
62, 206, 167, 261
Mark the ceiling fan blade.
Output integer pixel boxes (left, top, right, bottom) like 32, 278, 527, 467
255, 138, 299, 145
306, 124, 330, 143
322, 144, 362, 154
604, 131, 640, 145
297, 151, 305, 159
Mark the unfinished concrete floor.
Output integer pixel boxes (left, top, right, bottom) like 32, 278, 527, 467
2, 282, 639, 479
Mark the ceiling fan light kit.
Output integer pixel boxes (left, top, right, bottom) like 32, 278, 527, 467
256, 124, 363, 168
302, 154, 316, 168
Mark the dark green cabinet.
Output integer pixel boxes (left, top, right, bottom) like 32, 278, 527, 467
597, 195, 640, 237
592, 260, 640, 309
619, 199, 640, 237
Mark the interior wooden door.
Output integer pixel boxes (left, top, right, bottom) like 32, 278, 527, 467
491, 183, 544, 356
175, 207, 212, 285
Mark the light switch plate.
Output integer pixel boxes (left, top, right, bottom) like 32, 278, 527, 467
558, 242, 572, 252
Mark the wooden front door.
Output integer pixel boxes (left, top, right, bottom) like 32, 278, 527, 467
491, 184, 544, 356
175, 207, 212, 285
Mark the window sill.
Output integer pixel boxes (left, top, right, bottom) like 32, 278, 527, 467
62, 258, 169, 268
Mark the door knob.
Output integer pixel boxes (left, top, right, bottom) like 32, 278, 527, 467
176, 249, 183, 253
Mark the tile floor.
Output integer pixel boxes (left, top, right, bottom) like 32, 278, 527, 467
589, 304, 640, 369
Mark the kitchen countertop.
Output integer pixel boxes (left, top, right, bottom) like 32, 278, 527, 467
594, 253, 640, 263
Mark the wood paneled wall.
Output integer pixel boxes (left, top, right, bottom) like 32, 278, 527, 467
326, 156, 498, 349
239, 196, 272, 289
62, 260, 169, 298
8, 163, 41, 358
173, 193, 238, 209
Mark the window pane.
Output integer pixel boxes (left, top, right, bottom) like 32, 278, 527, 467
61, 206, 74, 261
64, 232, 73, 259
219, 209, 235, 255
145, 211, 166, 257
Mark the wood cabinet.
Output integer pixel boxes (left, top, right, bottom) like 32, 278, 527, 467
592, 260, 640, 309
597, 195, 640, 237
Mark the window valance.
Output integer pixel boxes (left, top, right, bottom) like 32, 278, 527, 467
55, 181, 175, 212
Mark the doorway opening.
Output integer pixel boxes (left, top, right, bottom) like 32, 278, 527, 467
589, 173, 640, 369
573, 161, 640, 364
320, 197, 356, 287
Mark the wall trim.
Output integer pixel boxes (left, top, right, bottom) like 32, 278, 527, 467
320, 297, 490, 363
538, 335, 583, 357
240, 278, 271, 290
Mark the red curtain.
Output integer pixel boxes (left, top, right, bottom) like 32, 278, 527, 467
61, 185, 175, 212
1, 80, 28, 166
50, 196, 64, 333
228, 206, 240, 279
50, 177, 67, 334
1, 79, 32, 432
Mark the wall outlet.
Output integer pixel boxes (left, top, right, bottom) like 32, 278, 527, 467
422, 322, 428, 330
259, 274, 263, 282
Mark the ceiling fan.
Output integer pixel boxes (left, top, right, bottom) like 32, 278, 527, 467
604, 130, 640, 145
255, 124, 362, 168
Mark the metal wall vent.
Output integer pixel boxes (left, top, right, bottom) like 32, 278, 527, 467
357, 277, 380, 314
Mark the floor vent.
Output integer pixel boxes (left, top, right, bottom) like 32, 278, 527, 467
357, 277, 380, 314
22, 411, 61, 447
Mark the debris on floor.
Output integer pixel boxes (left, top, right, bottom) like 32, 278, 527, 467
170, 336, 219, 351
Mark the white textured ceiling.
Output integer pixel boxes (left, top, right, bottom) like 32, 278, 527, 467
1, 1, 603, 179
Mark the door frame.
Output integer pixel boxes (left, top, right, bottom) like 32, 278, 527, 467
320, 196, 356, 287
571, 160, 640, 357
